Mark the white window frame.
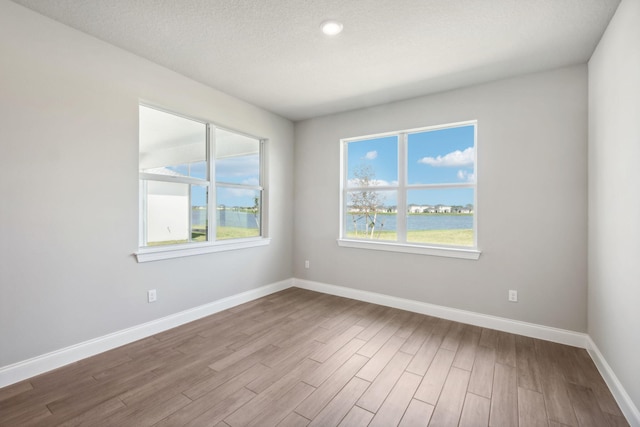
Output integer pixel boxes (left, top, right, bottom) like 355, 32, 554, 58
338, 120, 480, 260
135, 104, 269, 263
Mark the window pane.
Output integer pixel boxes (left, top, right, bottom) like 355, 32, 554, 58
139, 106, 207, 178
215, 128, 260, 185
189, 161, 207, 180
191, 185, 208, 242
145, 181, 190, 246
347, 136, 398, 188
216, 187, 261, 240
407, 125, 475, 185
346, 190, 397, 241
406, 188, 474, 246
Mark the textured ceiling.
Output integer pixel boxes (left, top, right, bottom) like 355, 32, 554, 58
10, 0, 620, 121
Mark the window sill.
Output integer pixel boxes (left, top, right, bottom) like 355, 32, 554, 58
337, 239, 481, 260
135, 238, 271, 263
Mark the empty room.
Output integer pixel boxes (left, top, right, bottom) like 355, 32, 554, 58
0, 0, 638, 426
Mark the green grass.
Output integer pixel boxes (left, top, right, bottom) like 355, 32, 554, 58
216, 226, 260, 240
347, 229, 473, 246
147, 226, 259, 246
370, 213, 472, 217
148, 225, 471, 247
147, 230, 206, 246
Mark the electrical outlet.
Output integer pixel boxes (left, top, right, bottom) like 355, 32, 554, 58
148, 289, 157, 303
305, 260, 310, 269
508, 290, 518, 302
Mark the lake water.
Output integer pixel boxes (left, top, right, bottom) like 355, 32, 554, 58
346, 213, 472, 232
192, 209, 259, 229
193, 211, 469, 232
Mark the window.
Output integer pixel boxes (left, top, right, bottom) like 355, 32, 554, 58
137, 105, 267, 262
339, 121, 479, 259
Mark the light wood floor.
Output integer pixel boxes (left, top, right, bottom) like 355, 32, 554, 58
0, 288, 629, 426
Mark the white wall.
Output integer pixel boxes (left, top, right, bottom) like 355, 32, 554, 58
0, 0, 294, 367
294, 66, 588, 332
588, 0, 640, 412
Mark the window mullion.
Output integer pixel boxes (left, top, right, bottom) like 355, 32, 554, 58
217, 182, 263, 191
140, 180, 147, 246
259, 140, 265, 236
473, 122, 478, 248
188, 184, 193, 243
207, 124, 216, 243
407, 182, 474, 190
340, 140, 347, 239
139, 172, 208, 186
397, 133, 407, 243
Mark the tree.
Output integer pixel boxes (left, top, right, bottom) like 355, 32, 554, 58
348, 164, 385, 238
252, 196, 260, 228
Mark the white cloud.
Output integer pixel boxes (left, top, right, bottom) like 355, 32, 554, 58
457, 170, 476, 182
418, 147, 474, 167
364, 150, 378, 160
347, 178, 397, 187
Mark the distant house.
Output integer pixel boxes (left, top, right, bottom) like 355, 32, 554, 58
410, 205, 451, 213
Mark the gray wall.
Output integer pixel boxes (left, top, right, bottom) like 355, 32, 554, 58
294, 65, 588, 332
588, 0, 640, 409
0, 1, 294, 367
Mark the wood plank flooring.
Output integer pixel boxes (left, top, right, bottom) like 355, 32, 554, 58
0, 288, 629, 426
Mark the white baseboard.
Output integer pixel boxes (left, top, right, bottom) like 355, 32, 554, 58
0, 279, 293, 389
294, 278, 588, 348
587, 337, 640, 427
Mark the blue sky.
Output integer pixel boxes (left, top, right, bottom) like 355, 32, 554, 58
347, 124, 475, 207
194, 125, 476, 210
185, 154, 260, 208
215, 154, 260, 207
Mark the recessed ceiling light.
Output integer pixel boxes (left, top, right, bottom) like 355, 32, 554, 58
320, 20, 343, 36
